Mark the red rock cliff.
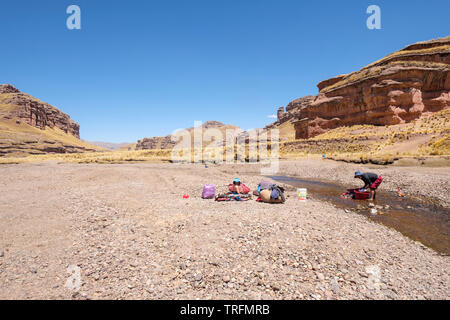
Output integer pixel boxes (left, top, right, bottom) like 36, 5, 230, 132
293, 37, 450, 139
0, 84, 80, 138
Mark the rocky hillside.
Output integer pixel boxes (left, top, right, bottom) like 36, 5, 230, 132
267, 96, 315, 130
270, 37, 450, 140
0, 84, 80, 137
0, 84, 102, 157
136, 121, 241, 150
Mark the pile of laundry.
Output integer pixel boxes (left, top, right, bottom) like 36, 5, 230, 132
201, 178, 285, 203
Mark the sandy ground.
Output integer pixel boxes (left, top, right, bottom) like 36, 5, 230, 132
0, 160, 448, 300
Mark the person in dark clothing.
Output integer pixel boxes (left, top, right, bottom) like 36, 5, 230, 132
354, 171, 383, 201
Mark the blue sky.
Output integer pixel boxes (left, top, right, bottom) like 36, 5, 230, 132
1, 0, 449, 142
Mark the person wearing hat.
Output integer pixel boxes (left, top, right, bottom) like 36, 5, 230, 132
231, 178, 243, 194
354, 171, 383, 201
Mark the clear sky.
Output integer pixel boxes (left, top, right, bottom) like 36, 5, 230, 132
1, 0, 449, 142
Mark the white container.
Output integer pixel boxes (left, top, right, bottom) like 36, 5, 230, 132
297, 188, 307, 202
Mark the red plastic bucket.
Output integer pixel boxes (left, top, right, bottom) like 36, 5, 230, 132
353, 190, 370, 200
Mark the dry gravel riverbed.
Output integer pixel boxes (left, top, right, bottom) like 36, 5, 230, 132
0, 161, 448, 299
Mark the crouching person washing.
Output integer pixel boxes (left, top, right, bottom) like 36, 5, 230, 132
354, 171, 383, 201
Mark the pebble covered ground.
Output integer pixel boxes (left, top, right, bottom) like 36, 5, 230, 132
0, 161, 448, 299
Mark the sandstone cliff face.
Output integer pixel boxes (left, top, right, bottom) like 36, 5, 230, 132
0, 85, 101, 157
136, 135, 176, 150
0, 84, 80, 138
287, 37, 450, 139
266, 96, 315, 130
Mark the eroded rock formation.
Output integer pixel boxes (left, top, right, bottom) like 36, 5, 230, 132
266, 96, 315, 130
280, 37, 450, 139
0, 84, 101, 157
0, 84, 80, 138
136, 135, 176, 150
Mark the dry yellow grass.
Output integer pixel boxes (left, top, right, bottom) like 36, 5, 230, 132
419, 133, 450, 156
1, 109, 448, 165
320, 41, 450, 93
363, 44, 450, 69
321, 60, 449, 93
0, 118, 105, 155
278, 109, 450, 162
0, 143, 281, 164
0, 149, 171, 164
272, 121, 296, 140
0, 103, 16, 113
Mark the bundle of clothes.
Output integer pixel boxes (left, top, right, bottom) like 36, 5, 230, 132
202, 178, 285, 203
254, 180, 285, 203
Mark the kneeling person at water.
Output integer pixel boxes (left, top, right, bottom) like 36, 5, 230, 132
354, 171, 383, 201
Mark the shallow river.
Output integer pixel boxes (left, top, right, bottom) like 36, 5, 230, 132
269, 176, 450, 256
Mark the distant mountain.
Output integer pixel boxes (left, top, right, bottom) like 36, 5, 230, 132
0, 84, 104, 157
136, 121, 241, 150
88, 141, 134, 151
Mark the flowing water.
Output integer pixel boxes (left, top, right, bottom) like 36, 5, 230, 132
268, 176, 450, 255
